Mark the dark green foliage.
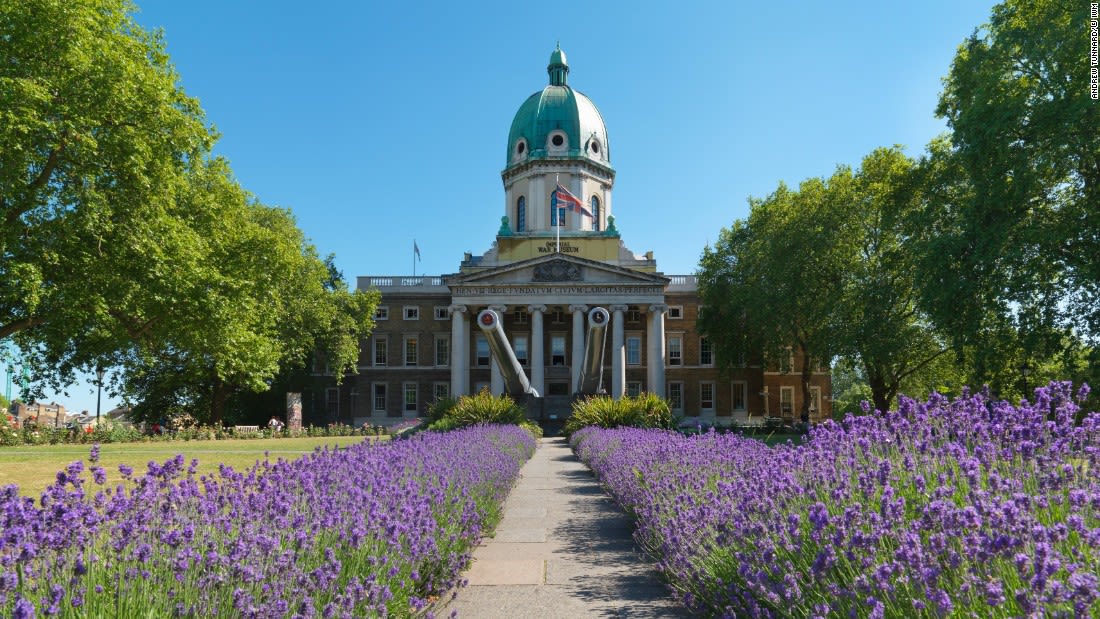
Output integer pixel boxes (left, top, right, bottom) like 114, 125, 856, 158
563, 393, 674, 438
427, 389, 542, 439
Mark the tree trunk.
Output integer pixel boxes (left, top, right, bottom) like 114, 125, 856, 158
799, 342, 813, 423
210, 374, 228, 426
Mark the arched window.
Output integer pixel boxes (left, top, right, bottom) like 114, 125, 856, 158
516, 196, 526, 232
591, 196, 601, 231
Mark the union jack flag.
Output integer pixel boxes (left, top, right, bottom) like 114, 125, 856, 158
551, 183, 592, 218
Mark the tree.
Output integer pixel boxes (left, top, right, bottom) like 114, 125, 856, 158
1, 0, 214, 386
699, 176, 850, 420
930, 0, 1100, 371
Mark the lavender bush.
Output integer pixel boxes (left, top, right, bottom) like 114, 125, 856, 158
1, 424, 534, 617
572, 382, 1099, 617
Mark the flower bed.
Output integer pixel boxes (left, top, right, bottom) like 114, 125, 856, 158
572, 383, 1099, 617
1, 424, 534, 617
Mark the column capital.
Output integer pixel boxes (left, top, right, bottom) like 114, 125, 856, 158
648, 304, 668, 314
489, 304, 508, 313
610, 304, 629, 313
568, 304, 589, 313
527, 304, 547, 314
448, 304, 468, 314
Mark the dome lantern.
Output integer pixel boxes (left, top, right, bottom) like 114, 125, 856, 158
548, 43, 568, 86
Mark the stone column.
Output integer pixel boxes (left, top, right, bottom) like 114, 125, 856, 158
610, 305, 628, 398
489, 305, 507, 395
449, 305, 468, 396
528, 304, 546, 396
648, 304, 668, 398
569, 304, 588, 393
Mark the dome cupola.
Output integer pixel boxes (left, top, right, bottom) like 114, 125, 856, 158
505, 45, 611, 169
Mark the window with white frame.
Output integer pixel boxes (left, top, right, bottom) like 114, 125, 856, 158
668, 306, 683, 319
626, 381, 642, 397
374, 306, 389, 320
434, 335, 449, 367
700, 337, 713, 366
373, 336, 388, 367
626, 336, 641, 365
373, 383, 387, 413
627, 308, 641, 323
434, 306, 449, 320
732, 381, 747, 412
403, 382, 418, 414
433, 382, 450, 401
668, 336, 682, 366
475, 335, 490, 367
403, 306, 420, 320
404, 336, 418, 367
700, 382, 715, 412
668, 382, 684, 412
326, 388, 339, 418
513, 335, 528, 366
780, 386, 795, 416
809, 386, 821, 418
551, 335, 566, 366
513, 309, 529, 325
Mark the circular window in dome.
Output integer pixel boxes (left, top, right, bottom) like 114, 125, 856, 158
590, 140, 600, 154
551, 134, 564, 147
516, 141, 526, 155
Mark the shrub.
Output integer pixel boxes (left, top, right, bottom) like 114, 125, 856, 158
563, 392, 674, 437
428, 389, 526, 430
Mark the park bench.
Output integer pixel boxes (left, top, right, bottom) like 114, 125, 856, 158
234, 425, 260, 434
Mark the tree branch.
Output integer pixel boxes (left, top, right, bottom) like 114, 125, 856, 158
6, 132, 67, 226
0, 316, 46, 340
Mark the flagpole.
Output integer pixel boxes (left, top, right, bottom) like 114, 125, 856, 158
413, 239, 417, 277
555, 174, 560, 253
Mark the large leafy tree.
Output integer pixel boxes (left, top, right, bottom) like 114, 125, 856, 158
699, 176, 851, 420
1, 0, 212, 372
928, 0, 1100, 373
1, 0, 379, 420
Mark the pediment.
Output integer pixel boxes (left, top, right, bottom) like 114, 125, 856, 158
447, 253, 669, 287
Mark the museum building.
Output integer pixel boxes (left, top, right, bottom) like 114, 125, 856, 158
327, 48, 831, 427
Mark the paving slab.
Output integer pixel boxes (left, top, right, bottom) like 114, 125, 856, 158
441, 437, 689, 618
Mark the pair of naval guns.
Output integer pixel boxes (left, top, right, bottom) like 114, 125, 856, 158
476, 306, 610, 398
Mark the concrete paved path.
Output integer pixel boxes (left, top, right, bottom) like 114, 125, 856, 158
441, 437, 689, 618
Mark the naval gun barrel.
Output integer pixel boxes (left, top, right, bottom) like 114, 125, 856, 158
476, 309, 538, 397
577, 307, 609, 394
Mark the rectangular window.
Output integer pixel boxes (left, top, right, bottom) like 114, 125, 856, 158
434, 306, 449, 320
403, 382, 418, 414
668, 382, 684, 412
700, 337, 713, 366
668, 306, 683, 319
548, 382, 569, 396
780, 386, 795, 417
627, 309, 641, 323
373, 336, 388, 367
403, 306, 419, 320
700, 382, 715, 412
326, 388, 339, 418
474, 381, 489, 394
513, 309, 529, 325
374, 306, 389, 321
349, 389, 359, 416
476, 335, 490, 367
732, 381, 747, 412
404, 336, 418, 367
809, 386, 821, 418
513, 335, 528, 366
435, 335, 449, 367
668, 336, 682, 366
433, 382, 450, 401
626, 381, 642, 397
626, 336, 641, 365
373, 383, 387, 413
551, 335, 566, 366
552, 309, 565, 324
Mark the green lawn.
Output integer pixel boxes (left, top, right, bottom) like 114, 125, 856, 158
0, 436, 374, 497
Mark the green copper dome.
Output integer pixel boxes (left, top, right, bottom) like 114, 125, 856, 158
505, 47, 611, 169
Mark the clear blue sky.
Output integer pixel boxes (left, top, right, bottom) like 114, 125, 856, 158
27, 0, 998, 414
